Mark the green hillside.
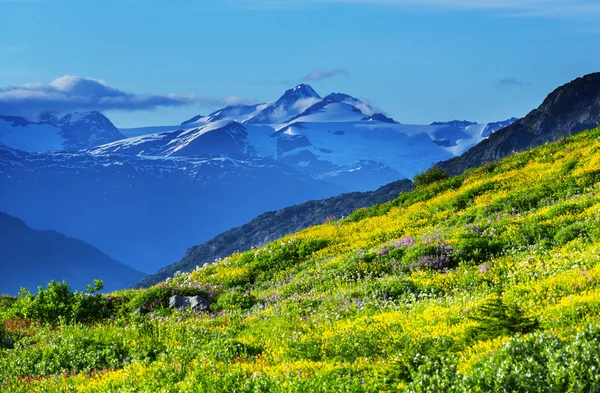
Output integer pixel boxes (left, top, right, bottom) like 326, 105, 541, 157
2, 127, 600, 392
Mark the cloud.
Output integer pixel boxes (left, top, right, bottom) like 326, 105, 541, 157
0, 76, 199, 115
303, 68, 350, 82
496, 76, 525, 88
232, 0, 600, 18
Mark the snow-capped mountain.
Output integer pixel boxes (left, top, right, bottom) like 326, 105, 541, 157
0, 111, 125, 152
423, 118, 518, 155
0, 83, 517, 277
481, 117, 519, 137
247, 84, 322, 124
40, 111, 125, 149
0, 116, 66, 152
93, 85, 515, 191
0, 144, 342, 273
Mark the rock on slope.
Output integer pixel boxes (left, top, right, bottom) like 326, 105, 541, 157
438, 73, 600, 176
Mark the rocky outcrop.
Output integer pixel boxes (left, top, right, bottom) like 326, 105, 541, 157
438, 73, 600, 176
168, 295, 210, 312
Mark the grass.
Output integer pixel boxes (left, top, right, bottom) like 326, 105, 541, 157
2, 128, 600, 392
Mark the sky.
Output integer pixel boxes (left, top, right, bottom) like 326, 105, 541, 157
1, 0, 599, 128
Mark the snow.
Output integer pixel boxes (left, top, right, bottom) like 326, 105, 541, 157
0, 119, 66, 152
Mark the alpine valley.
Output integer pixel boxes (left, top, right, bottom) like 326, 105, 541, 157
0, 84, 515, 291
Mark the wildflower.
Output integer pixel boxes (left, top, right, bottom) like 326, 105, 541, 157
479, 264, 492, 273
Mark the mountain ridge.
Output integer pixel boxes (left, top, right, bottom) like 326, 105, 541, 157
438, 73, 600, 175
0, 211, 144, 294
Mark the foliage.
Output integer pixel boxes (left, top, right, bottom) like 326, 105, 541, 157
467, 294, 539, 341
8, 280, 109, 324
413, 166, 449, 188
3, 127, 600, 392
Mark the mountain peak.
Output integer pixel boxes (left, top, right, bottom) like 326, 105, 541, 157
282, 84, 321, 100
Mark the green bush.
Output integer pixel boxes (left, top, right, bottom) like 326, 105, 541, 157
205, 337, 263, 362
413, 167, 449, 188
454, 232, 504, 264
246, 238, 329, 281
214, 290, 256, 311
9, 280, 109, 324
367, 277, 419, 300
467, 295, 539, 341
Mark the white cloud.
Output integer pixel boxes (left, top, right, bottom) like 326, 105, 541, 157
0, 75, 252, 115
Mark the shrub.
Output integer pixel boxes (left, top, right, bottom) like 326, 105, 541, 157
246, 238, 329, 281
205, 337, 263, 362
413, 167, 449, 188
402, 238, 454, 272
454, 232, 504, 264
0, 324, 12, 349
214, 290, 256, 311
467, 295, 539, 341
9, 280, 110, 324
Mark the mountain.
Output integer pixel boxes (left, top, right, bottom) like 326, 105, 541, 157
93, 85, 513, 192
0, 116, 66, 152
39, 111, 125, 149
0, 211, 143, 295
246, 84, 321, 124
0, 145, 343, 273
138, 178, 413, 287
182, 104, 266, 125
438, 73, 600, 175
0, 111, 125, 152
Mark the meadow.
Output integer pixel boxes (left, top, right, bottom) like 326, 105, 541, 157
2, 127, 600, 392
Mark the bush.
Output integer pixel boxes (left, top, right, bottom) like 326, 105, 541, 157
402, 238, 454, 272
454, 232, 504, 264
127, 283, 214, 315
413, 167, 449, 188
246, 238, 329, 281
9, 280, 110, 324
467, 295, 539, 341
214, 290, 256, 311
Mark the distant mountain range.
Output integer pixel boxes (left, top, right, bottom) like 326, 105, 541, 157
0, 212, 143, 295
94, 84, 515, 191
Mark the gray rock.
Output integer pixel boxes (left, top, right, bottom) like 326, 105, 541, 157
189, 296, 210, 312
168, 295, 209, 313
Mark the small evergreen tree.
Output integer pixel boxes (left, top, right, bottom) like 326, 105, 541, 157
468, 294, 539, 341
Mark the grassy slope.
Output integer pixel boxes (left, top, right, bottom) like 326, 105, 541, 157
2, 128, 600, 392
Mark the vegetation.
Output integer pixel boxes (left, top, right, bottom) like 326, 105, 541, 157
2, 128, 600, 392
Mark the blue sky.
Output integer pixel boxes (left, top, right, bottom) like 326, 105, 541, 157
1, 0, 599, 127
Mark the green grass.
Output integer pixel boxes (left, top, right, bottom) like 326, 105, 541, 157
2, 128, 600, 392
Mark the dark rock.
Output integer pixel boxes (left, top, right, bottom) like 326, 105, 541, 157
168, 295, 210, 312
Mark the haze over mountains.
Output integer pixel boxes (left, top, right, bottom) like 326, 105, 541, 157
0, 83, 518, 293
0, 212, 143, 294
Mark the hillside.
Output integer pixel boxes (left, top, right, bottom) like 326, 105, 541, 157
138, 178, 414, 287
439, 72, 600, 175
0, 212, 143, 294
2, 126, 600, 392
